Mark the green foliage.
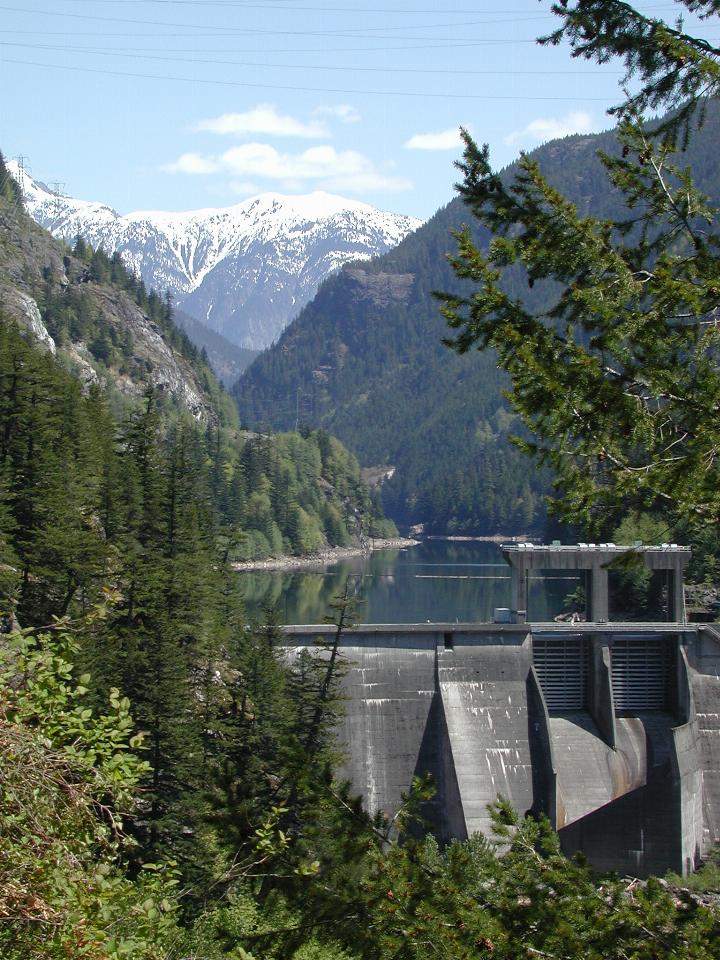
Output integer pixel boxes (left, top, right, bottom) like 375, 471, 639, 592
0, 170, 237, 430
235, 242, 549, 535
0, 624, 181, 960
3, 620, 719, 960
441, 5, 720, 537
213, 585, 363, 870
236, 93, 720, 535
0, 319, 114, 623
232, 428, 390, 559
668, 846, 720, 893
0, 313, 392, 929
602, 513, 674, 618
40, 254, 237, 427
0, 323, 718, 959
542, 1, 720, 139
178, 881, 357, 960
241, 801, 719, 960
0, 317, 387, 630
6, 23, 720, 954
66, 246, 200, 371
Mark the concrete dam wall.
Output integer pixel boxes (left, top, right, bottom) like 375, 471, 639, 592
284, 622, 720, 877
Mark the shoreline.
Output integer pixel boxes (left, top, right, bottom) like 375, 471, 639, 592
426, 534, 533, 543
231, 537, 420, 572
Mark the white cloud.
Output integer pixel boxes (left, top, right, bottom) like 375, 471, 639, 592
221, 143, 411, 192
504, 111, 594, 146
313, 104, 361, 124
221, 143, 346, 180
194, 103, 328, 139
161, 152, 221, 174
404, 128, 464, 151
162, 142, 411, 194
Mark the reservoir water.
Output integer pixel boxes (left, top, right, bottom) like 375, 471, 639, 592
239, 539, 582, 624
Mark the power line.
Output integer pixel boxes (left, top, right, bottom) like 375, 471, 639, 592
0, 3, 553, 37
28, 0, 684, 10
0, 30, 547, 53
5, 26, 711, 50
0, 40, 623, 76
1, 56, 615, 99
0, 28, 544, 42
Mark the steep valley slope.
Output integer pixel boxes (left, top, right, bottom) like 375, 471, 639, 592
10, 166, 421, 352
0, 169, 222, 423
234, 104, 720, 535
0, 155, 394, 565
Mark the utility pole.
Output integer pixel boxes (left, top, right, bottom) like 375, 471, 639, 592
49, 181, 65, 219
13, 155, 28, 194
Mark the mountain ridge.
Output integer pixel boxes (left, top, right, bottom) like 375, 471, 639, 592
10, 163, 421, 351
0, 156, 230, 424
234, 105, 720, 534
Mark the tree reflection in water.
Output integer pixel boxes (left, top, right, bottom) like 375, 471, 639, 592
239, 541, 582, 625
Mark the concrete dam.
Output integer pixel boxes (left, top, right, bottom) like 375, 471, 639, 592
284, 543, 720, 877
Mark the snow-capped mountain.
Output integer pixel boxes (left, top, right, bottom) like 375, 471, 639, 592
10, 163, 422, 350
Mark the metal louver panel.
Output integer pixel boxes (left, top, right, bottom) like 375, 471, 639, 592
611, 635, 672, 712
533, 636, 588, 711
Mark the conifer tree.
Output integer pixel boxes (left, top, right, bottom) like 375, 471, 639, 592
207, 604, 295, 860
0, 321, 110, 624
440, 1, 720, 535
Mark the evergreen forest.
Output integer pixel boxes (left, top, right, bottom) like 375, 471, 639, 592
1, 156, 719, 960
3, 151, 718, 959
4, 2, 720, 958
235, 98, 720, 536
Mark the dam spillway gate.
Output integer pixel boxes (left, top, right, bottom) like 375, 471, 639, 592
531, 635, 590, 710
532, 632, 675, 713
283, 621, 720, 877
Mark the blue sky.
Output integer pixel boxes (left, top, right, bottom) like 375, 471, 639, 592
0, 1, 712, 219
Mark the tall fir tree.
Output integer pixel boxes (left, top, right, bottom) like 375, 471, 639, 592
440, 1, 720, 535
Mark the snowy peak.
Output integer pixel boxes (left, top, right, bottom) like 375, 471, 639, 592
10, 163, 422, 350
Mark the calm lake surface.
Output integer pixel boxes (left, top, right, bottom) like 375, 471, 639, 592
239, 539, 582, 624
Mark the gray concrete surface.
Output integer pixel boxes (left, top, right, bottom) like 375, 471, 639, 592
333, 633, 438, 827
282, 619, 720, 876
559, 713, 681, 875
503, 543, 690, 623
551, 714, 647, 828
437, 638, 535, 836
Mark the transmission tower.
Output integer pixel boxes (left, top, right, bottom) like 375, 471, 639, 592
49, 181, 65, 218
13, 155, 29, 193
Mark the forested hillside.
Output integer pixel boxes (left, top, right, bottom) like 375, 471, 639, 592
0, 154, 233, 425
234, 100, 720, 535
0, 148, 400, 959
0, 151, 391, 576
4, 1, 720, 953
0, 316, 393, 623
1, 338, 716, 955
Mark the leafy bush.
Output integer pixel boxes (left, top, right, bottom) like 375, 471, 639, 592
0, 625, 181, 959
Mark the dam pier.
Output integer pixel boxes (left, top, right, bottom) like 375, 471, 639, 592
283, 543, 720, 876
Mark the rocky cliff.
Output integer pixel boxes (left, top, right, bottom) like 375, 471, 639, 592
0, 181, 217, 422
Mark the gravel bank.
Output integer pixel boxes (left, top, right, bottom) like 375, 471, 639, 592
231, 538, 420, 572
